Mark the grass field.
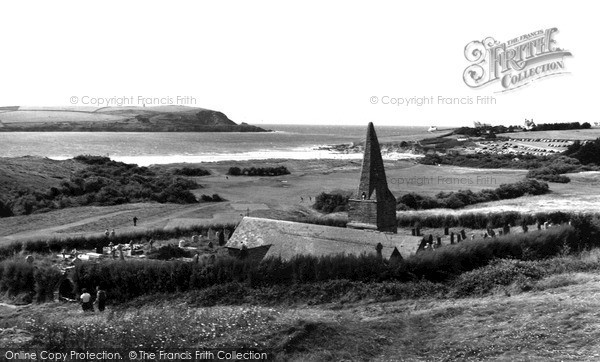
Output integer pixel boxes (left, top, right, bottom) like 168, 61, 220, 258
499, 129, 600, 140
0, 110, 126, 123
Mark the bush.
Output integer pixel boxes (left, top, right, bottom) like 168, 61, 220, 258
227, 167, 242, 176
527, 168, 571, 183
2, 156, 201, 216
200, 194, 225, 202
0, 260, 61, 302
564, 138, 600, 165
0, 199, 13, 217
227, 166, 290, 176
313, 192, 350, 213
173, 167, 211, 176
451, 259, 545, 297
147, 245, 193, 260
397, 179, 549, 210
532, 122, 587, 132
396, 210, 574, 229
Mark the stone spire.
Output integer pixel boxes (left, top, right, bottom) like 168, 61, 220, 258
347, 122, 397, 233
356, 122, 390, 200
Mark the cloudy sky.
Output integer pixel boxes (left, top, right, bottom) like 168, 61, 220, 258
0, 1, 597, 126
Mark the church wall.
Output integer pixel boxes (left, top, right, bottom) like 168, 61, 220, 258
347, 200, 378, 227
377, 195, 399, 233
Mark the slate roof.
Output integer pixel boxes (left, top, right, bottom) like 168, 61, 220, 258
225, 217, 421, 261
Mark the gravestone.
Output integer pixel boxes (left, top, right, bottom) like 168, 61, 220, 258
375, 242, 383, 258
418, 237, 428, 252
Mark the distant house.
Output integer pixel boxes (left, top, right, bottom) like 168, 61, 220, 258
225, 122, 422, 262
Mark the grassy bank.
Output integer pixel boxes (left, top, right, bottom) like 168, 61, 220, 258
9, 250, 600, 359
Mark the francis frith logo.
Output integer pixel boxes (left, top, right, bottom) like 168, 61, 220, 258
463, 28, 572, 92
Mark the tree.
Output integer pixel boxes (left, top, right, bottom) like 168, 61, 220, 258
227, 167, 242, 176
0, 199, 13, 217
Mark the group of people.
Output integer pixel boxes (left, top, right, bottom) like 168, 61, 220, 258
102, 217, 140, 239
79, 286, 107, 312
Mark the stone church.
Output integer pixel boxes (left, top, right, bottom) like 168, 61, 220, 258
225, 123, 421, 262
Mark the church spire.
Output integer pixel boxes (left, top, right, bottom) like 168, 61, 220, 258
347, 122, 397, 233
356, 122, 390, 200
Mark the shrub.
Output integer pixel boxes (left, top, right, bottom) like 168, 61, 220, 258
396, 210, 574, 229
227, 167, 242, 176
564, 138, 600, 165
451, 259, 545, 297
2, 156, 201, 216
173, 167, 211, 176
0, 199, 13, 217
147, 245, 193, 260
0, 259, 61, 302
313, 192, 350, 213
200, 194, 225, 202
532, 122, 587, 132
227, 166, 290, 176
397, 179, 549, 210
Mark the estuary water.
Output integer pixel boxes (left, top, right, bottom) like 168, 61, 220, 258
0, 125, 430, 166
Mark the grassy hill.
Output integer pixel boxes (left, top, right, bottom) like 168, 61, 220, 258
0, 106, 268, 132
0, 156, 84, 194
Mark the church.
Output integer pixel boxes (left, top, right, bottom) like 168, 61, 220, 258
225, 122, 421, 262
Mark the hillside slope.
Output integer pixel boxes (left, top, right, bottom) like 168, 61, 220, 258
0, 106, 268, 132
0, 156, 84, 194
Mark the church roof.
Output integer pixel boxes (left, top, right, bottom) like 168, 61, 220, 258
226, 217, 421, 261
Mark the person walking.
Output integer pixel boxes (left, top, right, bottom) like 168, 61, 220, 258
80, 288, 93, 312
133, 216, 138, 226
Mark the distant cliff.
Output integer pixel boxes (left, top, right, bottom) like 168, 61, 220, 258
0, 106, 269, 132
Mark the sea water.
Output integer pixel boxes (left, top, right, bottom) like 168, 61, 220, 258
0, 125, 430, 166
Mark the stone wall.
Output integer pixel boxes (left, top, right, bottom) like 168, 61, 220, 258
348, 199, 378, 228
376, 194, 398, 233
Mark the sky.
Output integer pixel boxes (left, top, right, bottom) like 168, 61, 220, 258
0, 1, 597, 127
